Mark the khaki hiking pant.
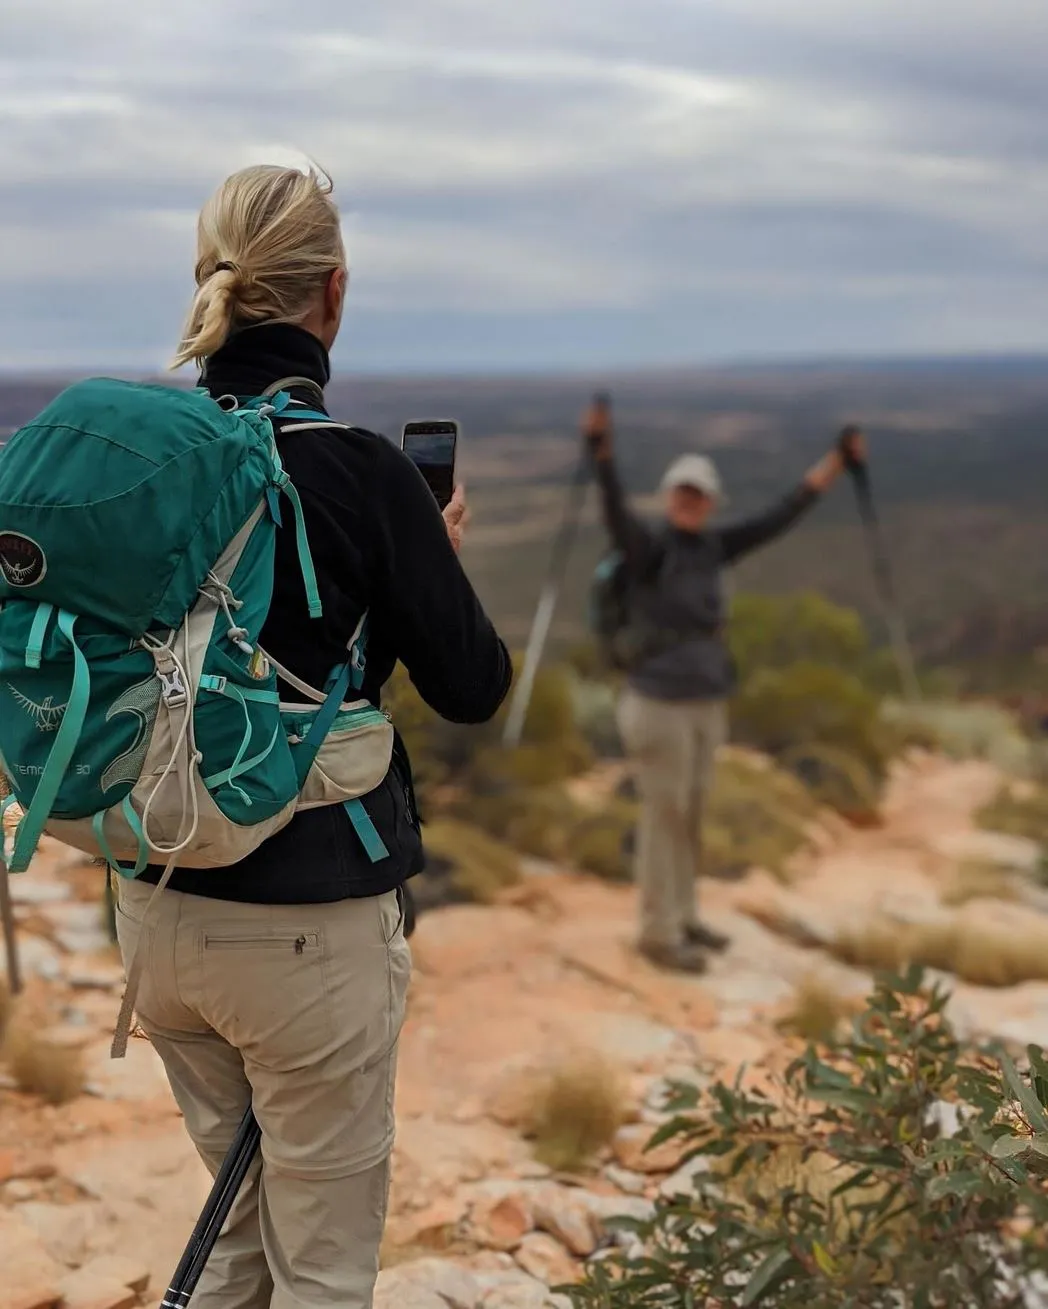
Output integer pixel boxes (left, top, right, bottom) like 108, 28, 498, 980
116, 877, 411, 1309
617, 688, 727, 949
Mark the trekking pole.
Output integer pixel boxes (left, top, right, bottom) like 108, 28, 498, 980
0, 775, 22, 996
841, 430, 922, 704
502, 398, 602, 749
0, 861, 22, 997
163, 1107, 261, 1308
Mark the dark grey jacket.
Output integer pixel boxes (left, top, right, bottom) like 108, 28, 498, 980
596, 460, 819, 702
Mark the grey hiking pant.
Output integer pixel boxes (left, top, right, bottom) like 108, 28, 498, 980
617, 688, 727, 949
116, 877, 411, 1309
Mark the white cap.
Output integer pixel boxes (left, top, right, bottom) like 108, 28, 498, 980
661, 453, 723, 498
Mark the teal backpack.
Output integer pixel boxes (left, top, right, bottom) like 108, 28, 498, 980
0, 378, 394, 1050
589, 550, 630, 670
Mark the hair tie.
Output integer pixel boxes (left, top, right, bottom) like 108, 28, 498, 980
214, 260, 238, 275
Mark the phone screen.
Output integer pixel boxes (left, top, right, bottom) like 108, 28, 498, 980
402, 421, 458, 510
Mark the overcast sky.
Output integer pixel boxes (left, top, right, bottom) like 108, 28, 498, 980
2, 0, 1046, 373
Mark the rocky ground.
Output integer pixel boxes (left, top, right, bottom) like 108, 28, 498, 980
3, 751, 1046, 1309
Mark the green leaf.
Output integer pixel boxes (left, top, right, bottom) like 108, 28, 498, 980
994, 1155, 1028, 1184
805, 1060, 854, 1090
830, 1167, 874, 1198
1001, 1051, 1048, 1133
925, 1171, 987, 1202
812, 1241, 839, 1277
992, 1134, 1031, 1160
806, 1087, 877, 1112
741, 1247, 795, 1306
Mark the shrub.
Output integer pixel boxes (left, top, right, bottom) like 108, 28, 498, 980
732, 662, 890, 782
385, 659, 594, 806
507, 661, 580, 747
778, 742, 881, 824
568, 970, 1048, 1308
471, 737, 593, 791
566, 640, 606, 682
523, 1054, 626, 1173
730, 591, 870, 683
564, 799, 638, 882
883, 700, 1034, 776
418, 819, 522, 904
465, 787, 580, 863
704, 754, 816, 882
571, 676, 625, 760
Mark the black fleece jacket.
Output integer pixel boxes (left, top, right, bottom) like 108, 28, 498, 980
141, 323, 512, 904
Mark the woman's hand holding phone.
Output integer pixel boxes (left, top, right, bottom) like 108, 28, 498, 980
443, 485, 469, 554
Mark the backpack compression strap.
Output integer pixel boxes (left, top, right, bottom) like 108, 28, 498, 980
268, 612, 390, 864
9, 607, 92, 873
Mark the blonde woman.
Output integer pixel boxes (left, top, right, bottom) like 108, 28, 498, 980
115, 166, 511, 1308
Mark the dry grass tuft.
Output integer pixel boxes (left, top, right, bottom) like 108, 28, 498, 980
3, 1017, 86, 1106
978, 784, 1048, 849
833, 912, 1048, 989
523, 1054, 627, 1173
778, 973, 859, 1045
941, 861, 1022, 909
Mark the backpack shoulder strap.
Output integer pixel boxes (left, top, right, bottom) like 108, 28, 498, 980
276, 410, 353, 434
261, 376, 326, 405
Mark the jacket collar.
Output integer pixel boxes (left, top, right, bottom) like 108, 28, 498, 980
199, 323, 332, 409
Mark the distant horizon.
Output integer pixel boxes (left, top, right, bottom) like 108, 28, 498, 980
3, 347, 1048, 386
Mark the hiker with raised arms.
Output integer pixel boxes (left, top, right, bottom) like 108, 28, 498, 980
0, 164, 511, 1308
585, 399, 864, 974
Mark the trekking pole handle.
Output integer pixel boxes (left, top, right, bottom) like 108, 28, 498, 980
837, 424, 866, 475
583, 391, 613, 462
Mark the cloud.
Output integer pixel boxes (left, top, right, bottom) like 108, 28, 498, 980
0, 0, 1046, 370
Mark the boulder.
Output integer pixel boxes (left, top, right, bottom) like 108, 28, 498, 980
474, 1269, 557, 1309
0, 1210, 65, 1309
468, 1194, 534, 1252
374, 1258, 480, 1309
514, 1233, 578, 1287
531, 1187, 597, 1257
611, 1124, 687, 1174
57, 1267, 139, 1309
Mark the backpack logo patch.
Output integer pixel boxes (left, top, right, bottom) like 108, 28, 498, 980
7, 685, 67, 732
0, 532, 47, 588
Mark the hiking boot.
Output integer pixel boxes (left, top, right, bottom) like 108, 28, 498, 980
638, 940, 709, 975
685, 922, 731, 953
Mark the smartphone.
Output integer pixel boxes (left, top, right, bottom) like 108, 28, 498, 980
401, 420, 459, 511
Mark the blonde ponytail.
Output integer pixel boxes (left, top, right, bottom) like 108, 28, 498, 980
172, 165, 345, 370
